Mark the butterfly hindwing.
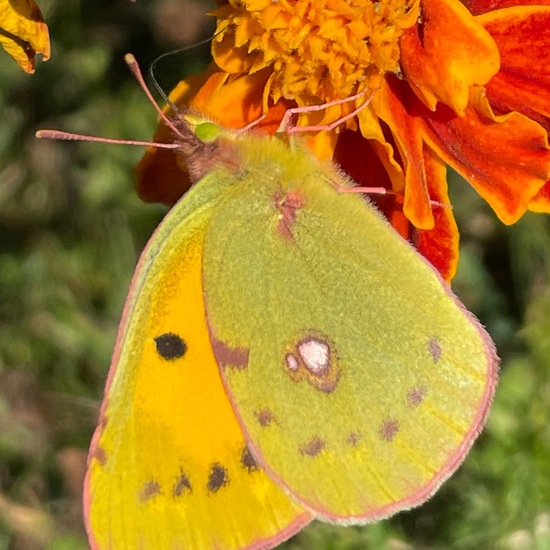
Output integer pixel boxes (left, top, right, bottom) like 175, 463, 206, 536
202, 136, 498, 522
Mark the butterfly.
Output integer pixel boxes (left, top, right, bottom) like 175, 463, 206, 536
80, 107, 499, 548
37, 55, 497, 550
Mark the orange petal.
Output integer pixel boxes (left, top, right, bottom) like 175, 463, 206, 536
0, 0, 50, 73
191, 70, 272, 128
356, 82, 408, 195
375, 76, 435, 230
212, 29, 260, 75
420, 87, 550, 224
306, 130, 339, 161
478, 6, 550, 133
399, 0, 499, 114
529, 179, 550, 213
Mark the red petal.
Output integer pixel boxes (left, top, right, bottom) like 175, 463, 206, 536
479, 6, 550, 134
419, 88, 550, 224
413, 147, 459, 281
462, 0, 550, 17
136, 148, 191, 205
333, 130, 393, 191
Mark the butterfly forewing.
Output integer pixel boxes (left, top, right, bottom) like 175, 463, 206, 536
85, 173, 311, 549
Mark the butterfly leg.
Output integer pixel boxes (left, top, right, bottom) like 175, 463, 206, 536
277, 88, 376, 134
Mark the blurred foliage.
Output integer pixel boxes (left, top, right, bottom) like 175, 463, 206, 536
1, 1, 549, 549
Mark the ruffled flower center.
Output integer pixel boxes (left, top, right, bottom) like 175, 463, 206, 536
213, 0, 420, 104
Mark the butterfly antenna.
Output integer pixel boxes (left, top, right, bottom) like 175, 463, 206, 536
149, 50, 179, 111
148, 26, 227, 112
124, 53, 185, 140
36, 54, 184, 148
34, 129, 180, 149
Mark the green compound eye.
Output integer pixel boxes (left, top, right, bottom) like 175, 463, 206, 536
195, 121, 222, 142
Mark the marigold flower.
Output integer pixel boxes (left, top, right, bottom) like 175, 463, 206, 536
137, 0, 550, 280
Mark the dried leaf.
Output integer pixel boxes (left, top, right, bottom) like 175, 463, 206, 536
0, 0, 50, 73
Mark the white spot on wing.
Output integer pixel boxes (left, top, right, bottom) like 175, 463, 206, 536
285, 353, 299, 371
298, 338, 330, 374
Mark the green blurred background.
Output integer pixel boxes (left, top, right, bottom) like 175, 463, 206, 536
1, 1, 549, 549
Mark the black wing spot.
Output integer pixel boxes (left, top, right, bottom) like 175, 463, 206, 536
427, 336, 442, 363
207, 463, 229, 493
241, 446, 259, 473
173, 470, 192, 497
139, 479, 161, 502
300, 436, 326, 457
379, 419, 400, 442
154, 333, 187, 360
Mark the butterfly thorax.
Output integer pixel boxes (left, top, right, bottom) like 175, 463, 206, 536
178, 113, 351, 195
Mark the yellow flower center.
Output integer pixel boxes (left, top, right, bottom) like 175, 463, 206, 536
213, 0, 420, 104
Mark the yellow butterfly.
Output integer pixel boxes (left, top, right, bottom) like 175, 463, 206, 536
82, 71, 498, 549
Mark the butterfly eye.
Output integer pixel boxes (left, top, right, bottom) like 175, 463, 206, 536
195, 121, 222, 142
